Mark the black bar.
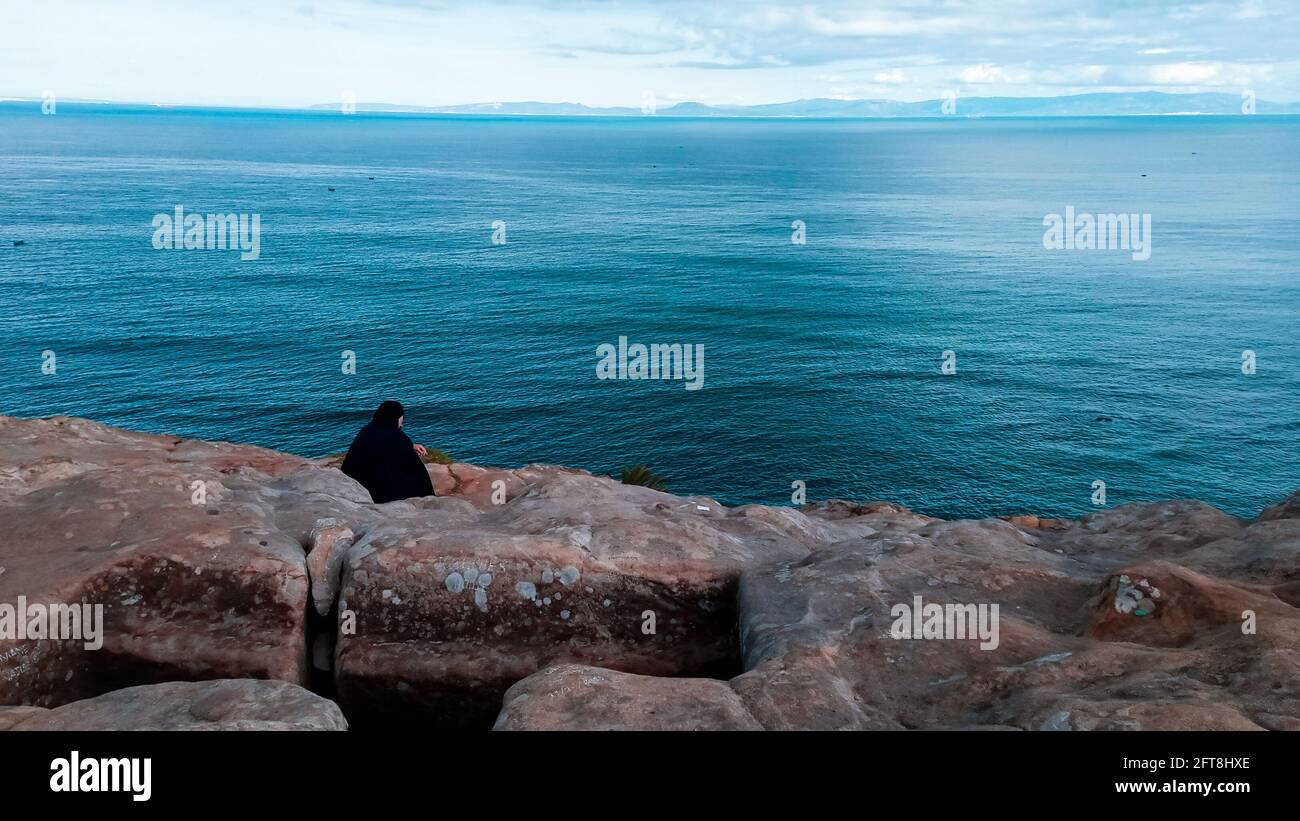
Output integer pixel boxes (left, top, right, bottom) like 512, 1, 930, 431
0, 730, 1281, 808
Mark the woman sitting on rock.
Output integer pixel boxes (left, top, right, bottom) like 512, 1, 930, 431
340, 400, 435, 503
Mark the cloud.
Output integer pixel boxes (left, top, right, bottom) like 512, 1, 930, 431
798, 9, 965, 38
1148, 62, 1223, 84
5, 0, 1300, 106
959, 64, 1006, 84
1232, 0, 1269, 20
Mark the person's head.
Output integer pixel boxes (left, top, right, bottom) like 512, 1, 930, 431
371, 400, 405, 428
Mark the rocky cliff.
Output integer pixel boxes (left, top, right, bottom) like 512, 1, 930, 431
1, 415, 1296, 730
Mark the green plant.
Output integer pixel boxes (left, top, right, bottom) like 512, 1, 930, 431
420, 448, 455, 465
620, 464, 668, 492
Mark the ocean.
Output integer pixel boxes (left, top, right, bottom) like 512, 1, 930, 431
1, 103, 1296, 518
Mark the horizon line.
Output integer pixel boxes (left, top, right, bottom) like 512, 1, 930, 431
3, 88, 1299, 114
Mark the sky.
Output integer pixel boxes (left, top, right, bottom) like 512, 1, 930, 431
3, 0, 1299, 108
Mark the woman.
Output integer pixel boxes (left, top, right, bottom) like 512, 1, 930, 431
340, 400, 436, 503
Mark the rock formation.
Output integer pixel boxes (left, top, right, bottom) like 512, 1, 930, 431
1, 679, 346, 730
494, 663, 762, 730
1, 415, 1296, 730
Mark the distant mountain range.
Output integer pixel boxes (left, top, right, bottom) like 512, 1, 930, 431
4, 91, 1297, 118
307, 92, 1300, 117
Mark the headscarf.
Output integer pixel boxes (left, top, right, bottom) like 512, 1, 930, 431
371, 400, 404, 426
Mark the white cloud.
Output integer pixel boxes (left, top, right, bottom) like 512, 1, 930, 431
1233, 0, 1269, 21
959, 64, 1006, 84
2, 0, 1299, 106
1148, 62, 1222, 84
801, 12, 959, 37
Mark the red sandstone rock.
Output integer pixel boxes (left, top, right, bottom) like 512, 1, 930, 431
332, 470, 818, 727
1259, 490, 1300, 522
306, 519, 354, 617
502, 499, 1300, 731
0, 417, 340, 706
4, 415, 1297, 732
494, 663, 761, 730
0, 705, 47, 730
5, 679, 346, 730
